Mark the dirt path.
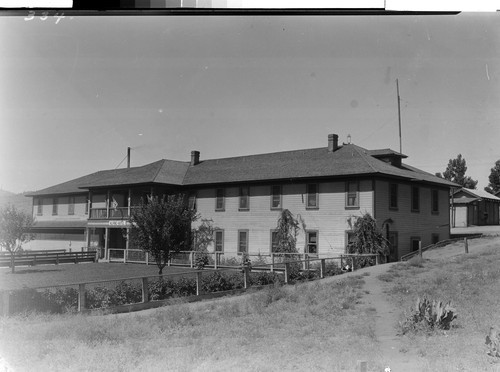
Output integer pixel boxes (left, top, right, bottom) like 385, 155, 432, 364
360, 263, 423, 371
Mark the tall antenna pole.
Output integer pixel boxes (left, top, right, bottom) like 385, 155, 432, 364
396, 78, 402, 154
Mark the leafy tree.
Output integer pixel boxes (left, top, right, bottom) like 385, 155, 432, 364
128, 194, 197, 275
442, 154, 478, 189
274, 209, 302, 254
347, 213, 389, 266
484, 160, 500, 195
191, 219, 216, 269
0, 205, 34, 273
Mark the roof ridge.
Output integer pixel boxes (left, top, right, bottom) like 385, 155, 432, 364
151, 159, 167, 183
350, 144, 379, 174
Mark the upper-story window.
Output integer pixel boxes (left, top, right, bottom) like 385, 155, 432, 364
36, 198, 43, 216
411, 186, 420, 212
239, 186, 250, 211
431, 189, 439, 213
389, 183, 398, 209
215, 188, 225, 211
306, 183, 318, 209
68, 196, 75, 215
271, 185, 282, 210
52, 198, 58, 215
346, 180, 359, 208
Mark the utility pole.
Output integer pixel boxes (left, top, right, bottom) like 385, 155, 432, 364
396, 79, 402, 154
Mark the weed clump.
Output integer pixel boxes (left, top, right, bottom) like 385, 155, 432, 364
399, 296, 457, 335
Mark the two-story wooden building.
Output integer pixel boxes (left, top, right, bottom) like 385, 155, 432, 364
25, 134, 457, 261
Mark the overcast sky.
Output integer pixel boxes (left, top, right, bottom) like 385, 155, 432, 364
0, 12, 499, 193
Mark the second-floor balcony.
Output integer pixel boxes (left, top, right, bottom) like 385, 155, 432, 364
90, 207, 131, 220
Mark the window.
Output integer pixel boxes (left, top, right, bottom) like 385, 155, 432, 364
214, 230, 224, 252
271, 185, 282, 209
389, 183, 398, 209
68, 196, 75, 215
52, 198, 58, 215
411, 237, 421, 252
270, 230, 279, 253
238, 230, 248, 254
239, 186, 249, 210
431, 233, 439, 245
431, 189, 439, 213
306, 230, 318, 255
346, 180, 359, 208
388, 232, 398, 262
411, 186, 420, 212
346, 231, 355, 253
306, 184, 318, 208
36, 198, 43, 215
188, 192, 197, 211
215, 188, 225, 211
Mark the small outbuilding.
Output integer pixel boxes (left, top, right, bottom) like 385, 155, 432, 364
451, 188, 500, 227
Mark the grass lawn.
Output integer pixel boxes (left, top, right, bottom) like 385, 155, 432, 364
0, 262, 193, 291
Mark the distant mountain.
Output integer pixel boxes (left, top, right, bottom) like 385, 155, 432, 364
0, 190, 32, 214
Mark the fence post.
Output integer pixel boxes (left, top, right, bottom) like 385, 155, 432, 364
243, 266, 250, 289
94, 250, 98, 263
351, 256, 355, 271
33, 254, 37, 266
419, 241, 422, 259
214, 253, 218, 270
146, 252, 149, 265
340, 255, 344, 269
320, 259, 326, 279
123, 250, 126, 264
56, 253, 59, 265
375, 254, 380, 265
190, 252, 194, 268
464, 238, 469, 254
142, 277, 149, 303
78, 283, 86, 312
284, 262, 290, 284
271, 253, 274, 273
196, 271, 203, 296
75, 252, 78, 264
2, 291, 9, 316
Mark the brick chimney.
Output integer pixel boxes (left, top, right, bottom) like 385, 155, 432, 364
190, 150, 200, 166
328, 134, 339, 152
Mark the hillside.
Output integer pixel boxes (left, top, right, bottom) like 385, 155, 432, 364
0, 190, 32, 214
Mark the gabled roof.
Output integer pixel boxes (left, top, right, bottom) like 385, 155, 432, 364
26, 143, 457, 196
452, 188, 500, 203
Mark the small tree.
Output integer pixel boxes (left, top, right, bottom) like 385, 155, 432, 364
191, 219, 216, 269
0, 205, 34, 273
128, 194, 197, 275
484, 160, 500, 195
442, 154, 478, 189
347, 213, 389, 267
274, 209, 306, 279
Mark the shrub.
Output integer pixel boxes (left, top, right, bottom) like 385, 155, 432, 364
399, 296, 457, 335
249, 271, 282, 286
194, 252, 209, 270
201, 271, 234, 292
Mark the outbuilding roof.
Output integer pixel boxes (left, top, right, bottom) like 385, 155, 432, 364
26, 142, 457, 196
452, 188, 500, 203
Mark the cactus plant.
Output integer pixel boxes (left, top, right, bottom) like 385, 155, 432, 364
400, 296, 457, 334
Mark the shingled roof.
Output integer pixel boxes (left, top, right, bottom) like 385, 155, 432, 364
26, 142, 457, 196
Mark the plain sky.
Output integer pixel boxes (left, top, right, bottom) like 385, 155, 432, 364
0, 12, 499, 193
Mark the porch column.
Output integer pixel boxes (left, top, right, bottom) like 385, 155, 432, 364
105, 227, 109, 260
85, 228, 91, 249
128, 188, 132, 217
106, 190, 110, 219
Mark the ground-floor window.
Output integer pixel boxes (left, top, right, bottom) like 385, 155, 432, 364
306, 230, 318, 255
270, 230, 279, 253
214, 230, 224, 252
388, 231, 398, 262
238, 230, 248, 254
345, 231, 355, 253
410, 237, 421, 252
431, 233, 439, 245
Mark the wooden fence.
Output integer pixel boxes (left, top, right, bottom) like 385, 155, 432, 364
400, 235, 483, 261
0, 254, 379, 316
0, 251, 98, 268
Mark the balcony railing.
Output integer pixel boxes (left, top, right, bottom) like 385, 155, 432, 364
90, 207, 137, 219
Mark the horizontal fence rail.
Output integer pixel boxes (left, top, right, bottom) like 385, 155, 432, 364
0, 251, 98, 268
0, 253, 379, 316
400, 236, 482, 261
